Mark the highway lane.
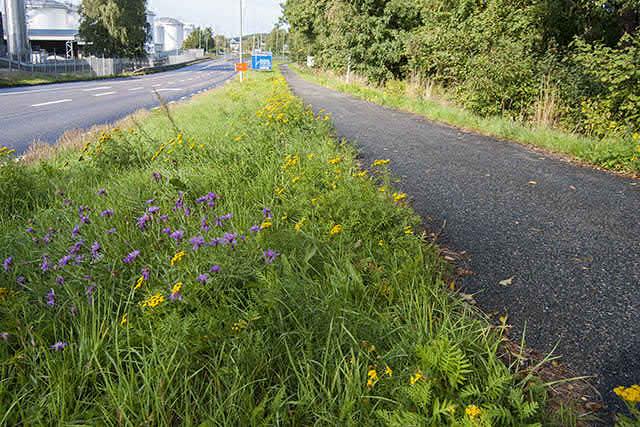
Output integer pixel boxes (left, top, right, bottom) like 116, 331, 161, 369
0, 58, 237, 153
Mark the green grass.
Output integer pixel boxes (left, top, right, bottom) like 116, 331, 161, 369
289, 64, 640, 176
0, 70, 577, 425
0, 69, 114, 87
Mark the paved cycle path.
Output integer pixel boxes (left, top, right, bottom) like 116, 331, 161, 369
282, 65, 640, 411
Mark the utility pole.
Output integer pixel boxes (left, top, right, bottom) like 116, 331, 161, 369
239, 0, 243, 82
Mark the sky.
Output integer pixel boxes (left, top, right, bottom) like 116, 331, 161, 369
1, 0, 283, 37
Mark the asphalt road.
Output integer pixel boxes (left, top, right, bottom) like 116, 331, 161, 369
0, 58, 237, 153
282, 65, 640, 412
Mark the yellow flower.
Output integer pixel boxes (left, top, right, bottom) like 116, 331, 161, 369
393, 192, 407, 203
232, 319, 248, 332
233, 135, 243, 142
134, 275, 145, 290
354, 170, 367, 178
307, 153, 315, 160
294, 218, 305, 232
274, 187, 285, 197
261, 220, 273, 230
170, 251, 186, 266
384, 365, 393, 377
282, 154, 299, 170
171, 282, 183, 295
311, 198, 319, 206
141, 293, 165, 308
465, 405, 481, 419
329, 224, 343, 236
372, 159, 390, 167
379, 186, 387, 193
291, 175, 302, 184
404, 226, 414, 235
409, 371, 423, 385
614, 384, 640, 403
120, 313, 128, 326
367, 369, 378, 389
378, 240, 385, 247
328, 156, 342, 165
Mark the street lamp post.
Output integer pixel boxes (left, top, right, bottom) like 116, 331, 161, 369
239, 0, 243, 82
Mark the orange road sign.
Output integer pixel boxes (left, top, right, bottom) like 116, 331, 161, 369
235, 62, 248, 72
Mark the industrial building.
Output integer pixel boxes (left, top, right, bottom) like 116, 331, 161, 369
154, 16, 184, 54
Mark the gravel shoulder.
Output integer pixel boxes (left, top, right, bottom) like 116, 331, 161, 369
282, 65, 640, 412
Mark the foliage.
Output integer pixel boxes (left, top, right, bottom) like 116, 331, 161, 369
0, 72, 566, 424
79, 0, 148, 58
182, 27, 214, 52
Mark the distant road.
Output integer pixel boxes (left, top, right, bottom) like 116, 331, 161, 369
0, 58, 237, 153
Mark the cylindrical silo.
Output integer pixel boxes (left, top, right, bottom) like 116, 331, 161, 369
155, 17, 183, 53
5, 0, 29, 60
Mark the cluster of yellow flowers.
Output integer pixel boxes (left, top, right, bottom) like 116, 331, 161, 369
404, 225, 414, 235
120, 313, 128, 326
614, 384, 640, 403
141, 293, 165, 308
392, 192, 407, 203
256, 82, 295, 125
170, 250, 186, 266
0, 146, 16, 160
328, 156, 342, 165
465, 404, 482, 419
232, 319, 248, 332
367, 365, 393, 389
329, 224, 343, 237
409, 370, 423, 385
282, 154, 299, 170
372, 159, 390, 167
294, 218, 305, 232
151, 133, 200, 161
134, 275, 146, 290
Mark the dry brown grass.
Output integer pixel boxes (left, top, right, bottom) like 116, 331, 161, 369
21, 109, 150, 164
532, 77, 560, 128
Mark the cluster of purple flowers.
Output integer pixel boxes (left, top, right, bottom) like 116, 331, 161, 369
123, 250, 140, 264
196, 192, 220, 208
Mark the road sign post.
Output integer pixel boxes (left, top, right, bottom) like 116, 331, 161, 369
251, 52, 273, 71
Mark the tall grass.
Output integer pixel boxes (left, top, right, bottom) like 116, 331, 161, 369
289, 64, 640, 176
0, 71, 576, 424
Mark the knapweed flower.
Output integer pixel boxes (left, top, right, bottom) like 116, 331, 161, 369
80, 215, 90, 225
249, 224, 260, 233
169, 282, 183, 301
173, 191, 185, 212
58, 255, 72, 267
222, 233, 238, 248
162, 227, 172, 235
196, 192, 219, 208
614, 384, 640, 403
50, 341, 68, 351
69, 240, 84, 255
91, 241, 101, 260
141, 267, 150, 281
100, 209, 114, 218
208, 238, 220, 247
145, 198, 156, 205
372, 159, 390, 167
184, 207, 191, 217
137, 214, 151, 230
3, 256, 13, 272
159, 214, 169, 222
56, 276, 65, 285
393, 192, 407, 203
201, 216, 210, 232
85, 284, 96, 303
16, 276, 26, 286
409, 371, 423, 385
263, 249, 279, 264
329, 224, 343, 236
262, 208, 272, 219
123, 250, 140, 264
170, 230, 184, 241
216, 213, 233, 227
190, 236, 205, 251
26, 227, 35, 234
72, 224, 81, 238
41, 255, 50, 272
97, 188, 107, 196
465, 405, 481, 419
147, 206, 161, 215
141, 293, 165, 308
152, 171, 162, 182
106, 228, 117, 235
170, 251, 186, 266
197, 273, 209, 284
46, 289, 55, 306
367, 369, 378, 389
210, 265, 221, 273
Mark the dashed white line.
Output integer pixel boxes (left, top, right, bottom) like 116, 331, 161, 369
31, 99, 72, 107
82, 86, 112, 92
152, 84, 162, 87
128, 87, 145, 91
156, 88, 183, 92
93, 91, 116, 97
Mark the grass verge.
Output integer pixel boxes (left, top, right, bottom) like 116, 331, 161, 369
288, 64, 640, 177
0, 70, 586, 425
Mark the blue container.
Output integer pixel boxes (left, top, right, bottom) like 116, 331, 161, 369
251, 52, 273, 71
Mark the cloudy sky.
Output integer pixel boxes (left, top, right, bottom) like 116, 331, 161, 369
1, 0, 283, 36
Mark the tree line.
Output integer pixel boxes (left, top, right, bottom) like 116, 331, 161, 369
283, 0, 639, 138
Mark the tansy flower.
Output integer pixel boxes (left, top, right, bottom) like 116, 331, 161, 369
294, 218, 305, 232
120, 313, 128, 326
328, 157, 342, 165
614, 384, 640, 403
404, 226, 414, 235
141, 293, 165, 308
134, 275, 145, 290
169, 282, 183, 301
465, 405, 481, 419
393, 192, 407, 203
372, 159, 390, 167
384, 365, 393, 377
329, 224, 343, 236
170, 251, 186, 266
260, 220, 273, 230
354, 170, 367, 178
409, 371, 423, 385
367, 369, 378, 389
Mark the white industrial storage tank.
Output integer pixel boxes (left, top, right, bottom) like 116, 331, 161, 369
26, 0, 78, 31
155, 16, 183, 53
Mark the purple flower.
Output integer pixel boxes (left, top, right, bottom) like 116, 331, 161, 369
145, 198, 156, 205
208, 238, 220, 247
78, 206, 90, 216
91, 241, 101, 260
97, 188, 107, 196
106, 228, 117, 235
222, 233, 237, 248
123, 250, 140, 264
210, 265, 221, 273
263, 249, 279, 264
249, 225, 260, 233
147, 206, 160, 215
26, 227, 35, 234
63, 199, 72, 207
170, 230, 184, 241
16, 276, 26, 286
100, 209, 114, 218
0, 332, 8, 341
80, 215, 90, 225
69, 240, 84, 255
190, 235, 205, 251
46, 288, 55, 306
159, 214, 169, 222
58, 255, 72, 267
184, 207, 191, 217
197, 273, 209, 284
262, 208, 272, 219
196, 192, 219, 208
152, 172, 162, 182
173, 191, 184, 212
42, 230, 55, 244
50, 341, 68, 351
3, 257, 13, 272
162, 227, 172, 235
141, 267, 150, 280
215, 213, 233, 227
56, 276, 65, 285
169, 290, 182, 301
137, 214, 151, 230
200, 216, 210, 232
72, 224, 81, 238
73, 255, 85, 266
41, 255, 50, 272
85, 284, 96, 303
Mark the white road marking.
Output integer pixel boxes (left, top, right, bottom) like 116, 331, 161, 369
82, 86, 112, 92
128, 87, 145, 91
152, 84, 162, 87
31, 99, 72, 107
93, 91, 116, 97
156, 88, 183, 92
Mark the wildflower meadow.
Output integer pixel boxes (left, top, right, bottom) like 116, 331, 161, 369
0, 71, 623, 425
